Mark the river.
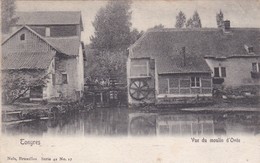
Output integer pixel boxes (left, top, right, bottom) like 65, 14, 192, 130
2, 107, 260, 136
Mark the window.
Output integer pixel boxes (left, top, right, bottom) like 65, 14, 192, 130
221, 67, 226, 77
130, 60, 149, 77
167, 78, 180, 94
30, 86, 43, 98
50, 25, 77, 37
52, 74, 56, 85
46, 27, 50, 37
62, 73, 68, 84
214, 67, 220, 77
252, 63, 260, 72
30, 26, 46, 36
20, 34, 25, 41
191, 77, 200, 87
214, 67, 226, 77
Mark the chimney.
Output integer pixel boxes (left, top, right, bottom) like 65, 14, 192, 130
182, 47, 186, 66
223, 20, 230, 31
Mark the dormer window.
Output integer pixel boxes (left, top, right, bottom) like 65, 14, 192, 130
20, 34, 25, 41
248, 47, 254, 53
244, 45, 254, 53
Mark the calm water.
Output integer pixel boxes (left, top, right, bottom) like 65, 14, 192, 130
2, 107, 260, 136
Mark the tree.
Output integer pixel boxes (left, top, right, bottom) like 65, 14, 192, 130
85, 49, 127, 84
90, 1, 132, 51
192, 11, 202, 28
88, 1, 143, 85
150, 24, 165, 30
2, 70, 49, 104
130, 28, 144, 44
186, 11, 202, 28
1, 0, 18, 34
175, 11, 186, 28
185, 18, 193, 28
216, 10, 224, 28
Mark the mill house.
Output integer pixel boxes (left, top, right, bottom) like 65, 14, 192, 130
127, 21, 260, 107
1, 11, 85, 102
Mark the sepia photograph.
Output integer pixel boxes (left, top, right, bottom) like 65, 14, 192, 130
1, 0, 260, 162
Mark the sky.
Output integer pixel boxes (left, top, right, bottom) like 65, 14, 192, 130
16, 0, 260, 44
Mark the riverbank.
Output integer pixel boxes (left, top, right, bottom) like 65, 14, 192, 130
1, 101, 94, 123
2, 96, 259, 123
129, 97, 260, 113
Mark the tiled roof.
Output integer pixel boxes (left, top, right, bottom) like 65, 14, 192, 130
16, 11, 81, 25
2, 52, 55, 70
130, 28, 260, 74
16, 11, 83, 31
45, 37, 80, 56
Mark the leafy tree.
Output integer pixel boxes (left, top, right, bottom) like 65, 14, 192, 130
186, 11, 202, 28
85, 49, 127, 84
86, 27, 143, 85
88, 1, 143, 85
1, 0, 18, 34
192, 11, 202, 28
130, 28, 144, 44
175, 11, 186, 28
185, 18, 193, 28
2, 70, 49, 104
149, 24, 165, 30
216, 10, 224, 28
90, 1, 132, 52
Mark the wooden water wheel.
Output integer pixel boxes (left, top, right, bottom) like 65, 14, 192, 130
129, 80, 150, 100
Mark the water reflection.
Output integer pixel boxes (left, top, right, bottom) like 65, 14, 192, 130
2, 107, 260, 136
156, 114, 215, 136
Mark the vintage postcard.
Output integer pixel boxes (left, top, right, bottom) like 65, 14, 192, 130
1, 0, 260, 162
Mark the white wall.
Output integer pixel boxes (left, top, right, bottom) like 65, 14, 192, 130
77, 43, 85, 93
44, 58, 57, 99
126, 57, 131, 104
205, 57, 260, 87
